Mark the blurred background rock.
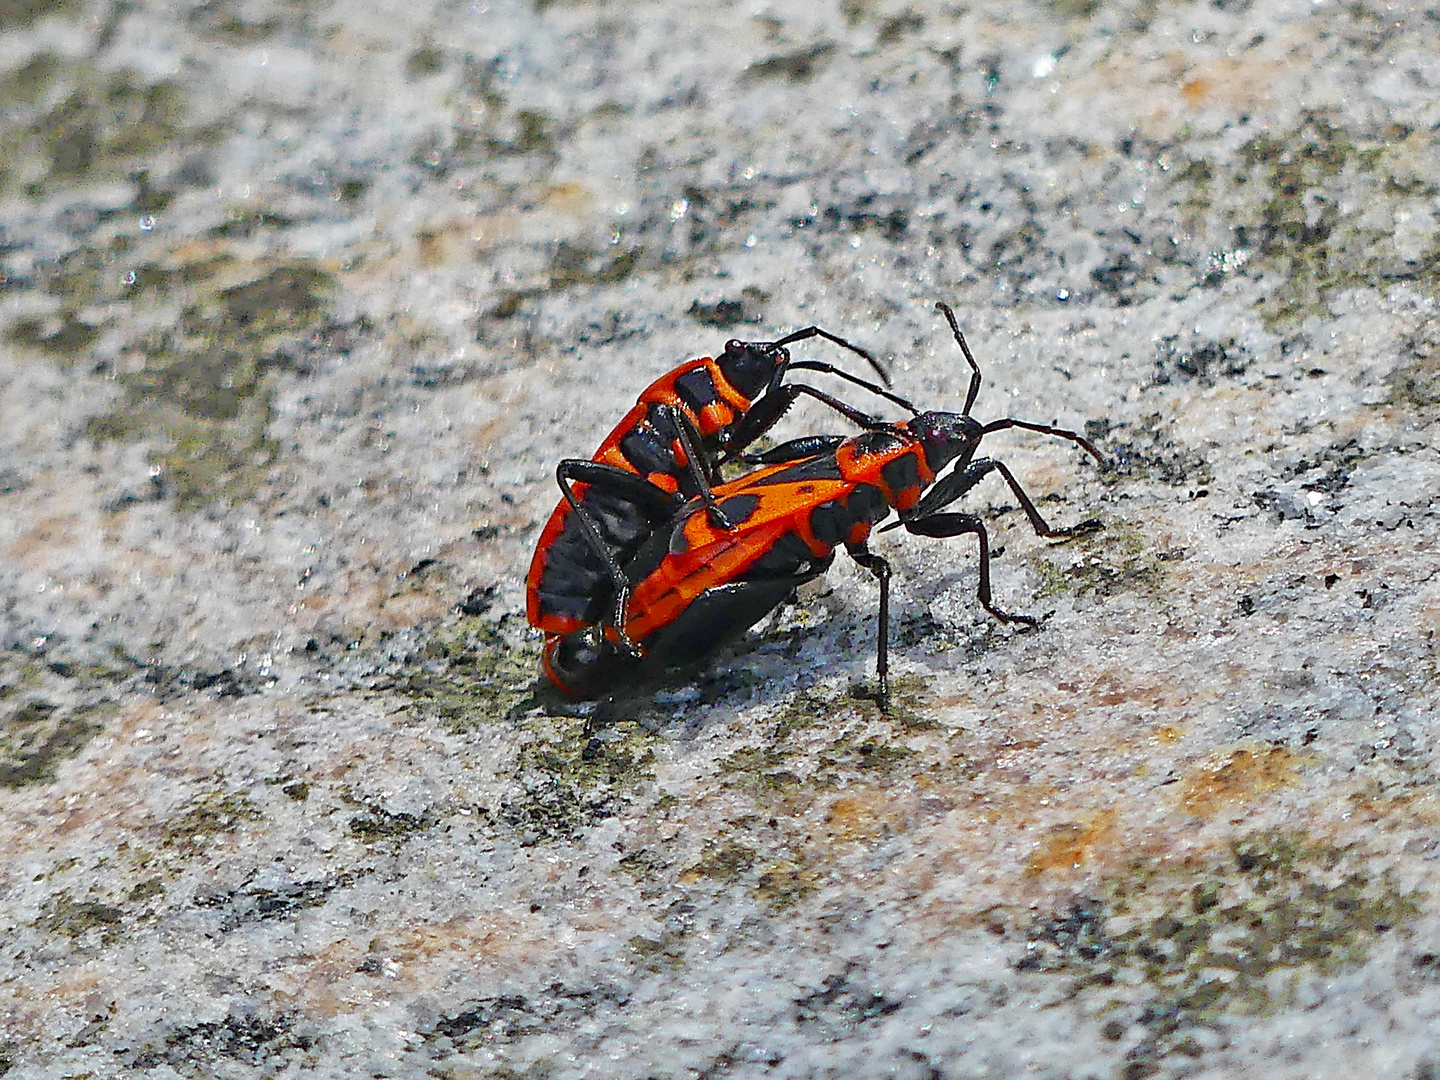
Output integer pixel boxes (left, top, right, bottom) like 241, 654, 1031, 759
2, 1, 1438, 1076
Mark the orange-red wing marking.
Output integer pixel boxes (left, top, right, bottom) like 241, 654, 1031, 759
623, 469, 857, 643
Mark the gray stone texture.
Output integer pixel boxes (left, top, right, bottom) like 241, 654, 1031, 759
2, 0, 1440, 1076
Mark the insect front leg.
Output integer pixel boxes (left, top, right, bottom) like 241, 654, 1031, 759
899, 456, 1102, 542
902, 511, 1040, 626
976, 458, 1103, 540
719, 384, 804, 462
743, 434, 848, 466
900, 457, 1000, 521
650, 403, 734, 530
981, 416, 1106, 465
723, 384, 889, 465
768, 325, 890, 383
787, 359, 914, 410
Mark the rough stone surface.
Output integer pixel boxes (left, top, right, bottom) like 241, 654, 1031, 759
3, 0, 1439, 1077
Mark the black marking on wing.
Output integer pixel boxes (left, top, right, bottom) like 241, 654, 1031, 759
715, 493, 761, 526
747, 531, 821, 576
749, 454, 845, 485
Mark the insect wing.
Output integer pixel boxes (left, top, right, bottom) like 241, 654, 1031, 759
623, 465, 853, 644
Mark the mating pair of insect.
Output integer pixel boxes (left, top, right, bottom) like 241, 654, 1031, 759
525, 302, 1104, 711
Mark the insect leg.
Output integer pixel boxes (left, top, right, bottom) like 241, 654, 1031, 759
651, 402, 734, 529
898, 457, 1002, 522
787, 359, 918, 413
742, 434, 848, 466
982, 416, 1106, 465
891, 455, 1102, 540
787, 384, 901, 430
979, 459, 1103, 540
722, 383, 889, 463
556, 459, 681, 513
846, 541, 892, 711
902, 511, 1040, 625
555, 459, 677, 656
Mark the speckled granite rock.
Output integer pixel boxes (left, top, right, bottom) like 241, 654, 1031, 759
3, 0, 1440, 1077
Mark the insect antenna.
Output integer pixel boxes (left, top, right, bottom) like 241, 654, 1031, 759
935, 301, 983, 416
768, 324, 891, 386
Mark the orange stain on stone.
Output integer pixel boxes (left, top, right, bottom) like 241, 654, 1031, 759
1179, 745, 1298, 820
1024, 810, 1118, 877
1173, 58, 1286, 113
271, 912, 546, 1016
824, 789, 899, 843
1179, 76, 1211, 107
4, 514, 82, 568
